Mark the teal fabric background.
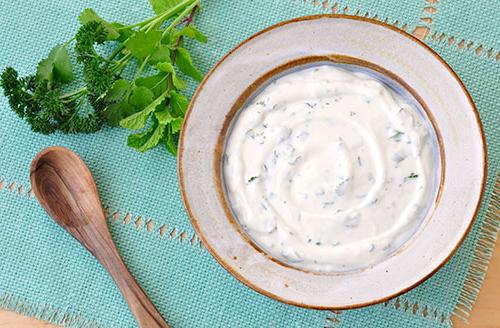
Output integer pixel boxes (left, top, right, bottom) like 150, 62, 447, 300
0, 1, 498, 327
431, 0, 500, 50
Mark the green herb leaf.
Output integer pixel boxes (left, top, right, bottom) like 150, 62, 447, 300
164, 125, 178, 156
148, 0, 184, 14
120, 90, 168, 130
161, 32, 173, 45
129, 86, 155, 110
154, 105, 174, 124
103, 99, 138, 127
36, 59, 54, 84
156, 62, 175, 73
175, 47, 202, 81
157, 62, 186, 89
109, 22, 134, 42
172, 73, 186, 90
171, 117, 183, 134
136, 73, 168, 98
51, 46, 73, 83
170, 90, 188, 116
79, 8, 120, 40
248, 176, 258, 183
125, 30, 162, 59
36, 45, 73, 85
79, 9, 102, 24
104, 79, 130, 103
75, 21, 114, 97
149, 44, 171, 64
175, 26, 207, 43
127, 117, 166, 152
0, 68, 31, 118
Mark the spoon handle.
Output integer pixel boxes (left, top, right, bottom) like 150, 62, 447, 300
94, 236, 170, 328
52, 193, 170, 328
52, 202, 169, 328
54, 206, 170, 328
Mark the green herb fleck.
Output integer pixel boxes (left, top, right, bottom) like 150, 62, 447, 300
389, 130, 404, 141
408, 173, 419, 179
248, 176, 258, 183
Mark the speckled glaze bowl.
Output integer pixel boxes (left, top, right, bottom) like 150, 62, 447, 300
178, 15, 486, 309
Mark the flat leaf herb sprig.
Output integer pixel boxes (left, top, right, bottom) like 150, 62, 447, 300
0, 0, 206, 155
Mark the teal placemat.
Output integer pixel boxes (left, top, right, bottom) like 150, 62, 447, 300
430, 0, 500, 51
0, 1, 499, 327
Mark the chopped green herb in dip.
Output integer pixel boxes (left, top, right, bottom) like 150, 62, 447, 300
248, 176, 259, 183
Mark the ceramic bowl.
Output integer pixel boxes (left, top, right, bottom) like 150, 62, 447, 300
178, 15, 486, 309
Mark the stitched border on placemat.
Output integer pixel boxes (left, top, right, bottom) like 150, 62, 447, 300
325, 310, 342, 327
298, 0, 413, 33
413, 0, 440, 40
383, 297, 448, 324
0, 178, 202, 247
428, 30, 500, 63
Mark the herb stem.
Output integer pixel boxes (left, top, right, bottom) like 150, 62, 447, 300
108, 0, 196, 63
166, 5, 198, 94
64, 36, 76, 47
161, 1, 200, 38
107, 44, 125, 62
150, 74, 169, 90
59, 87, 88, 100
134, 55, 151, 81
127, 54, 151, 99
143, 0, 197, 32
111, 53, 132, 72
118, 0, 195, 31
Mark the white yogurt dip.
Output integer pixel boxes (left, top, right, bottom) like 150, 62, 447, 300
223, 64, 440, 272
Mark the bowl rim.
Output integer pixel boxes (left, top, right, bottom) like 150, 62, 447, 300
178, 14, 488, 310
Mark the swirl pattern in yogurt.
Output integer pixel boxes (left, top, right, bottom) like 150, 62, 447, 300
223, 64, 440, 272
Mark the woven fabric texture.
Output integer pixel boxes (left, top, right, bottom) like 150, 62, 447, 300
0, 1, 498, 327
430, 0, 500, 50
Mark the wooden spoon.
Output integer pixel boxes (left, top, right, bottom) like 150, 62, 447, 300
30, 146, 170, 328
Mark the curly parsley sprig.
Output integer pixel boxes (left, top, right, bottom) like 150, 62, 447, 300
0, 0, 205, 155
